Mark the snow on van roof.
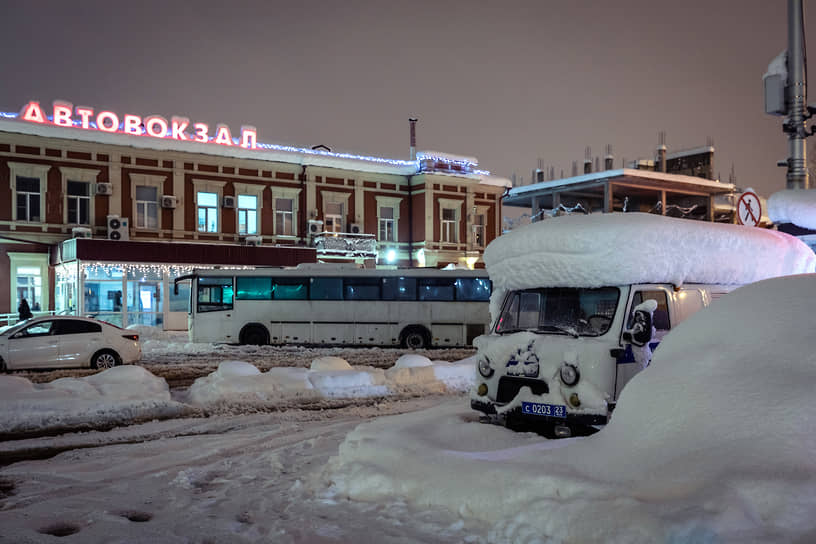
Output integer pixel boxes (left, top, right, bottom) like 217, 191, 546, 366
484, 212, 816, 292
768, 189, 816, 230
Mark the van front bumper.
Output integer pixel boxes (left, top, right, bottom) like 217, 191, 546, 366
471, 399, 608, 426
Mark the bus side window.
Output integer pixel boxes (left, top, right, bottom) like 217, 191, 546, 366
310, 277, 343, 300
343, 277, 381, 300
455, 278, 491, 301
382, 277, 417, 301
197, 277, 234, 312
236, 277, 273, 300
273, 279, 308, 300
627, 290, 670, 331
419, 278, 455, 301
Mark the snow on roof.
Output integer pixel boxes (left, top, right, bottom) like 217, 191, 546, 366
484, 212, 816, 292
508, 168, 733, 198
768, 189, 816, 230
0, 115, 505, 188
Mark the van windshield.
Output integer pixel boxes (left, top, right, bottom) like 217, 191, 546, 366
495, 287, 620, 337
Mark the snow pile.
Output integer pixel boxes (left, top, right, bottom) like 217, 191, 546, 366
188, 355, 475, 405
0, 366, 186, 435
326, 274, 816, 543
484, 213, 815, 318
768, 188, 816, 229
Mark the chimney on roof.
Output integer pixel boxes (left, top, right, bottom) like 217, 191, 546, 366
657, 131, 667, 173
584, 146, 592, 174
604, 144, 614, 170
409, 118, 418, 160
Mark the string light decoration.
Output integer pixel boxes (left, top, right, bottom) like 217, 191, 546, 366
80, 262, 255, 281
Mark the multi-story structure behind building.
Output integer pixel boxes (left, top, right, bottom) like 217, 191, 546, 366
0, 100, 509, 328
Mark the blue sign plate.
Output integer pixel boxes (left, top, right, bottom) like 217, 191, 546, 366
521, 401, 567, 418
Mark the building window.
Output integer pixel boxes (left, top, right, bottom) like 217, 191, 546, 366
197, 191, 219, 232
9, 252, 49, 315
472, 213, 485, 248
238, 195, 258, 235
325, 202, 343, 233
275, 198, 294, 236
379, 206, 395, 241
442, 207, 458, 243
16, 177, 41, 222
135, 186, 159, 229
66, 181, 91, 225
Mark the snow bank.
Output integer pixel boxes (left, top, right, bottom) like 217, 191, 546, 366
0, 366, 185, 434
768, 188, 816, 229
326, 274, 816, 543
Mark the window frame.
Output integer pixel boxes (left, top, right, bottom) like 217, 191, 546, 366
60, 167, 99, 227
269, 186, 301, 238
438, 198, 462, 244
234, 182, 266, 237
192, 179, 226, 235
9, 162, 49, 223
129, 173, 166, 231
375, 195, 402, 243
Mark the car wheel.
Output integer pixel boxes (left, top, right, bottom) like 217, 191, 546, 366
401, 327, 430, 350
0, 358, 6, 372
91, 350, 120, 370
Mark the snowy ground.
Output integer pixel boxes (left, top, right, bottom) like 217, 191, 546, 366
1, 274, 815, 543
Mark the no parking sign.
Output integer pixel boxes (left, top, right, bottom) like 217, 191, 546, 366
736, 190, 762, 227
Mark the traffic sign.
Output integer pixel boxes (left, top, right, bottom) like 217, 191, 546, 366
736, 190, 762, 227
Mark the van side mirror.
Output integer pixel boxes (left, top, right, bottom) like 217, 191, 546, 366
628, 310, 653, 347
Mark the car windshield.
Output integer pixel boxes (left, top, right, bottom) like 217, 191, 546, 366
495, 287, 620, 337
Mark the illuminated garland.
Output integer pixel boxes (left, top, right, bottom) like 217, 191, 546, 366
80, 262, 255, 281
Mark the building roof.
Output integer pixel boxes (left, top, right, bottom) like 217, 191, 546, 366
504, 168, 735, 208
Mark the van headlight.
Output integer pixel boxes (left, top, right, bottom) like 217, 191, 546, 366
477, 356, 494, 378
559, 363, 580, 386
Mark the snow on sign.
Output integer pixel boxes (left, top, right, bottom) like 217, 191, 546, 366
737, 189, 762, 226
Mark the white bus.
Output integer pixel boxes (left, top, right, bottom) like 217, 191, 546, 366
176, 264, 492, 349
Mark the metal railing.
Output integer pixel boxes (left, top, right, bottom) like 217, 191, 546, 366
0, 311, 58, 327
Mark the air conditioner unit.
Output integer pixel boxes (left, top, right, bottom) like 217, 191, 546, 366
161, 195, 177, 209
71, 226, 93, 239
95, 182, 113, 196
348, 223, 363, 234
107, 214, 130, 241
223, 195, 236, 208
307, 219, 323, 235
244, 235, 263, 247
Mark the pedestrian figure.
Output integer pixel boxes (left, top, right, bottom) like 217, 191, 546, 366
18, 298, 33, 321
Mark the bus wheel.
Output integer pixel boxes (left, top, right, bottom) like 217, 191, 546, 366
241, 325, 269, 346
401, 327, 430, 350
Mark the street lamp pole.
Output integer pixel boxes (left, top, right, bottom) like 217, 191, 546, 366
786, 0, 809, 189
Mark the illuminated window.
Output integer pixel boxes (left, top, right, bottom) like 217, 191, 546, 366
379, 206, 395, 241
275, 198, 294, 236
238, 195, 258, 235
325, 202, 343, 233
197, 191, 218, 233
472, 213, 485, 248
135, 186, 159, 229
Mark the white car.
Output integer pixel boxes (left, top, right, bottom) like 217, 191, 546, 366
0, 316, 142, 371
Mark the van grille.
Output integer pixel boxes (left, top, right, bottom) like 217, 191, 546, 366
497, 377, 549, 404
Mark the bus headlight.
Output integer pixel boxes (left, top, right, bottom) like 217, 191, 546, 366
559, 363, 580, 386
477, 356, 494, 378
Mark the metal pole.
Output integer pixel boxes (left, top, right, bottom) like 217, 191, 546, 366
787, 0, 810, 189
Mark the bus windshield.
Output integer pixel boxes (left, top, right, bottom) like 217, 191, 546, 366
495, 287, 619, 337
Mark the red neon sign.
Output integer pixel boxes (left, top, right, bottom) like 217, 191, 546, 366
19, 100, 257, 149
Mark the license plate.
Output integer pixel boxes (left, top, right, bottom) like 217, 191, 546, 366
521, 401, 567, 418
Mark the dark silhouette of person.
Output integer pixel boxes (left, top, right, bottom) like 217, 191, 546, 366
18, 298, 33, 321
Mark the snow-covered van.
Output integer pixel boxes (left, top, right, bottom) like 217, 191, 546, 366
470, 212, 816, 437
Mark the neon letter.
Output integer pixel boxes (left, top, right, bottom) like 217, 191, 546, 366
171, 116, 189, 140
124, 114, 142, 134
52, 101, 74, 126
144, 115, 168, 138
240, 126, 257, 149
96, 111, 119, 132
75, 107, 94, 129
214, 124, 233, 145
20, 101, 46, 123
194, 123, 209, 143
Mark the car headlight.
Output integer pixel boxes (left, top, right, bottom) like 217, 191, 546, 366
559, 363, 580, 386
477, 356, 494, 378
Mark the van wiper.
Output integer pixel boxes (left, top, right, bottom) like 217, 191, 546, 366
537, 324, 579, 338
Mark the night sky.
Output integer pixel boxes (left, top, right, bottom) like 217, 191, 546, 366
1, 0, 814, 199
